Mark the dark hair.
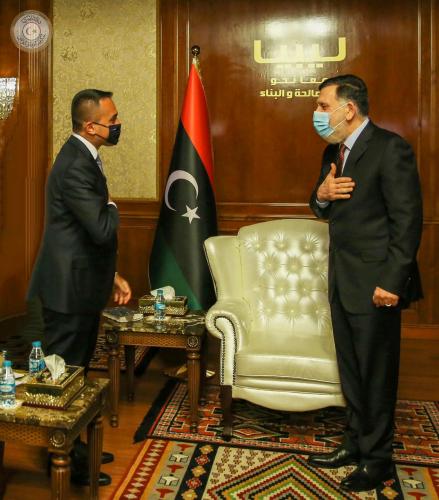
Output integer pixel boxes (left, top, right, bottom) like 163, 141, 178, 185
319, 74, 369, 116
71, 89, 113, 132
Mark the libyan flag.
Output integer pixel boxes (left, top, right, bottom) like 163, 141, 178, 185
149, 59, 217, 311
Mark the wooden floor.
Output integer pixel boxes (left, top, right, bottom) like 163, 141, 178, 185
1, 352, 183, 499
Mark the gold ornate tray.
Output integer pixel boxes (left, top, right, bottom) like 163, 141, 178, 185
16, 365, 85, 410
138, 295, 188, 316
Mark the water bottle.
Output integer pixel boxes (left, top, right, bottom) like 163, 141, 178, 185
0, 360, 16, 408
154, 289, 166, 321
29, 340, 46, 377
0, 350, 7, 378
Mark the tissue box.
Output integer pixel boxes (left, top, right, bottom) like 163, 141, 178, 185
16, 365, 85, 409
138, 295, 188, 316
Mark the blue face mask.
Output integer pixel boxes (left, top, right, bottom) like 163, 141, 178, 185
313, 103, 347, 138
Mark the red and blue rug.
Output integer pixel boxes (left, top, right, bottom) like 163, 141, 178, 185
134, 381, 439, 467
112, 438, 439, 499
125, 382, 439, 498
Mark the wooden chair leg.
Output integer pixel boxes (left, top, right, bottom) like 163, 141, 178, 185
220, 385, 233, 441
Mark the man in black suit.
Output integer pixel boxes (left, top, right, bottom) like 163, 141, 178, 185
28, 89, 132, 486
308, 75, 423, 492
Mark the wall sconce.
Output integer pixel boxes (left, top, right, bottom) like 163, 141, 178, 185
0, 78, 17, 120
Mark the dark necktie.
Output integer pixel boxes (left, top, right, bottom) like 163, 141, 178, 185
335, 143, 346, 177
96, 155, 104, 174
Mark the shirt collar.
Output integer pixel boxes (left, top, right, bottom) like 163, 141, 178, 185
72, 132, 99, 160
343, 117, 370, 150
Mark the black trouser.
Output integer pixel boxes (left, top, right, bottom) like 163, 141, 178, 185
42, 308, 101, 372
330, 288, 401, 466
42, 308, 102, 459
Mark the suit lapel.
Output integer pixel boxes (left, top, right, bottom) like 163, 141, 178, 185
342, 121, 375, 178
329, 122, 376, 218
67, 135, 106, 179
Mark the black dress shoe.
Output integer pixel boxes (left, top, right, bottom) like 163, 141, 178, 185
73, 440, 114, 464
71, 469, 112, 487
307, 446, 360, 468
340, 463, 395, 492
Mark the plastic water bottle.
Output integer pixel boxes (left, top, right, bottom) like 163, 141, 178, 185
29, 340, 46, 377
0, 350, 7, 378
154, 289, 166, 321
0, 360, 16, 408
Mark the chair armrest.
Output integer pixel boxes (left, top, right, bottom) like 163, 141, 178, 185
206, 299, 251, 386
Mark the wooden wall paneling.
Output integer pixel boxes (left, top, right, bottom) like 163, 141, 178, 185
25, 44, 51, 280
416, 223, 439, 326
419, 0, 438, 222
398, 337, 439, 400
0, 0, 50, 318
185, 0, 415, 209
159, 0, 190, 195
417, 0, 439, 326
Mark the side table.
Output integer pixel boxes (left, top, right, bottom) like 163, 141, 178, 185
103, 312, 206, 431
0, 378, 108, 499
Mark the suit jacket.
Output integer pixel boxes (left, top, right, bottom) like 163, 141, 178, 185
310, 121, 423, 313
28, 135, 119, 314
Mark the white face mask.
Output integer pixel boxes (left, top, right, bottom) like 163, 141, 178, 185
313, 103, 347, 138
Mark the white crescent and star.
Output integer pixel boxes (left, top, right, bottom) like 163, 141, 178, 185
164, 170, 201, 224
24, 23, 40, 40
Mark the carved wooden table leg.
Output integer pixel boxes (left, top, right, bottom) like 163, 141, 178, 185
87, 413, 103, 500
186, 335, 202, 432
125, 345, 136, 401
107, 329, 121, 427
50, 451, 71, 499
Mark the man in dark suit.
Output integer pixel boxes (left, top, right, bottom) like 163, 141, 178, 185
28, 89, 132, 486
307, 75, 423, 492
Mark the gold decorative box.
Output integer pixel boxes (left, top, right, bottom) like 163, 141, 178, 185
16, 365, 85, 410
138, 295, 188, 316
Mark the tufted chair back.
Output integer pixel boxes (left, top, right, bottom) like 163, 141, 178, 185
238, 220, 331, 340
205, 219, 344, 438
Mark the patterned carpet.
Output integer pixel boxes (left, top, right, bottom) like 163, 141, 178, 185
111, 438, 439, 499
134, 381, 439, 467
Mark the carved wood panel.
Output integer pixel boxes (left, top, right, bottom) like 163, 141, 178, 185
0, 0, 50, 317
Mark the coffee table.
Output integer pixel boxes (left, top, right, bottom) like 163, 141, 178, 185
103, 312, 206, 431
0, 378, 108, 499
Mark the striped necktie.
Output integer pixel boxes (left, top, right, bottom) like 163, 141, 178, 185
335, 143, 346, 177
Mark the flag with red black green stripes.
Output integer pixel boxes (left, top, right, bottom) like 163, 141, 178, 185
149, 59, 217, 311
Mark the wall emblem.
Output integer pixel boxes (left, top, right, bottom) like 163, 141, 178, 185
10, 10, 52, 52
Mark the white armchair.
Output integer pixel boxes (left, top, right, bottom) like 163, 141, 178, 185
204, 219, 344, 439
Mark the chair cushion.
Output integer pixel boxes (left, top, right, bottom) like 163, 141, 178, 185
235, 337, 340, 384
